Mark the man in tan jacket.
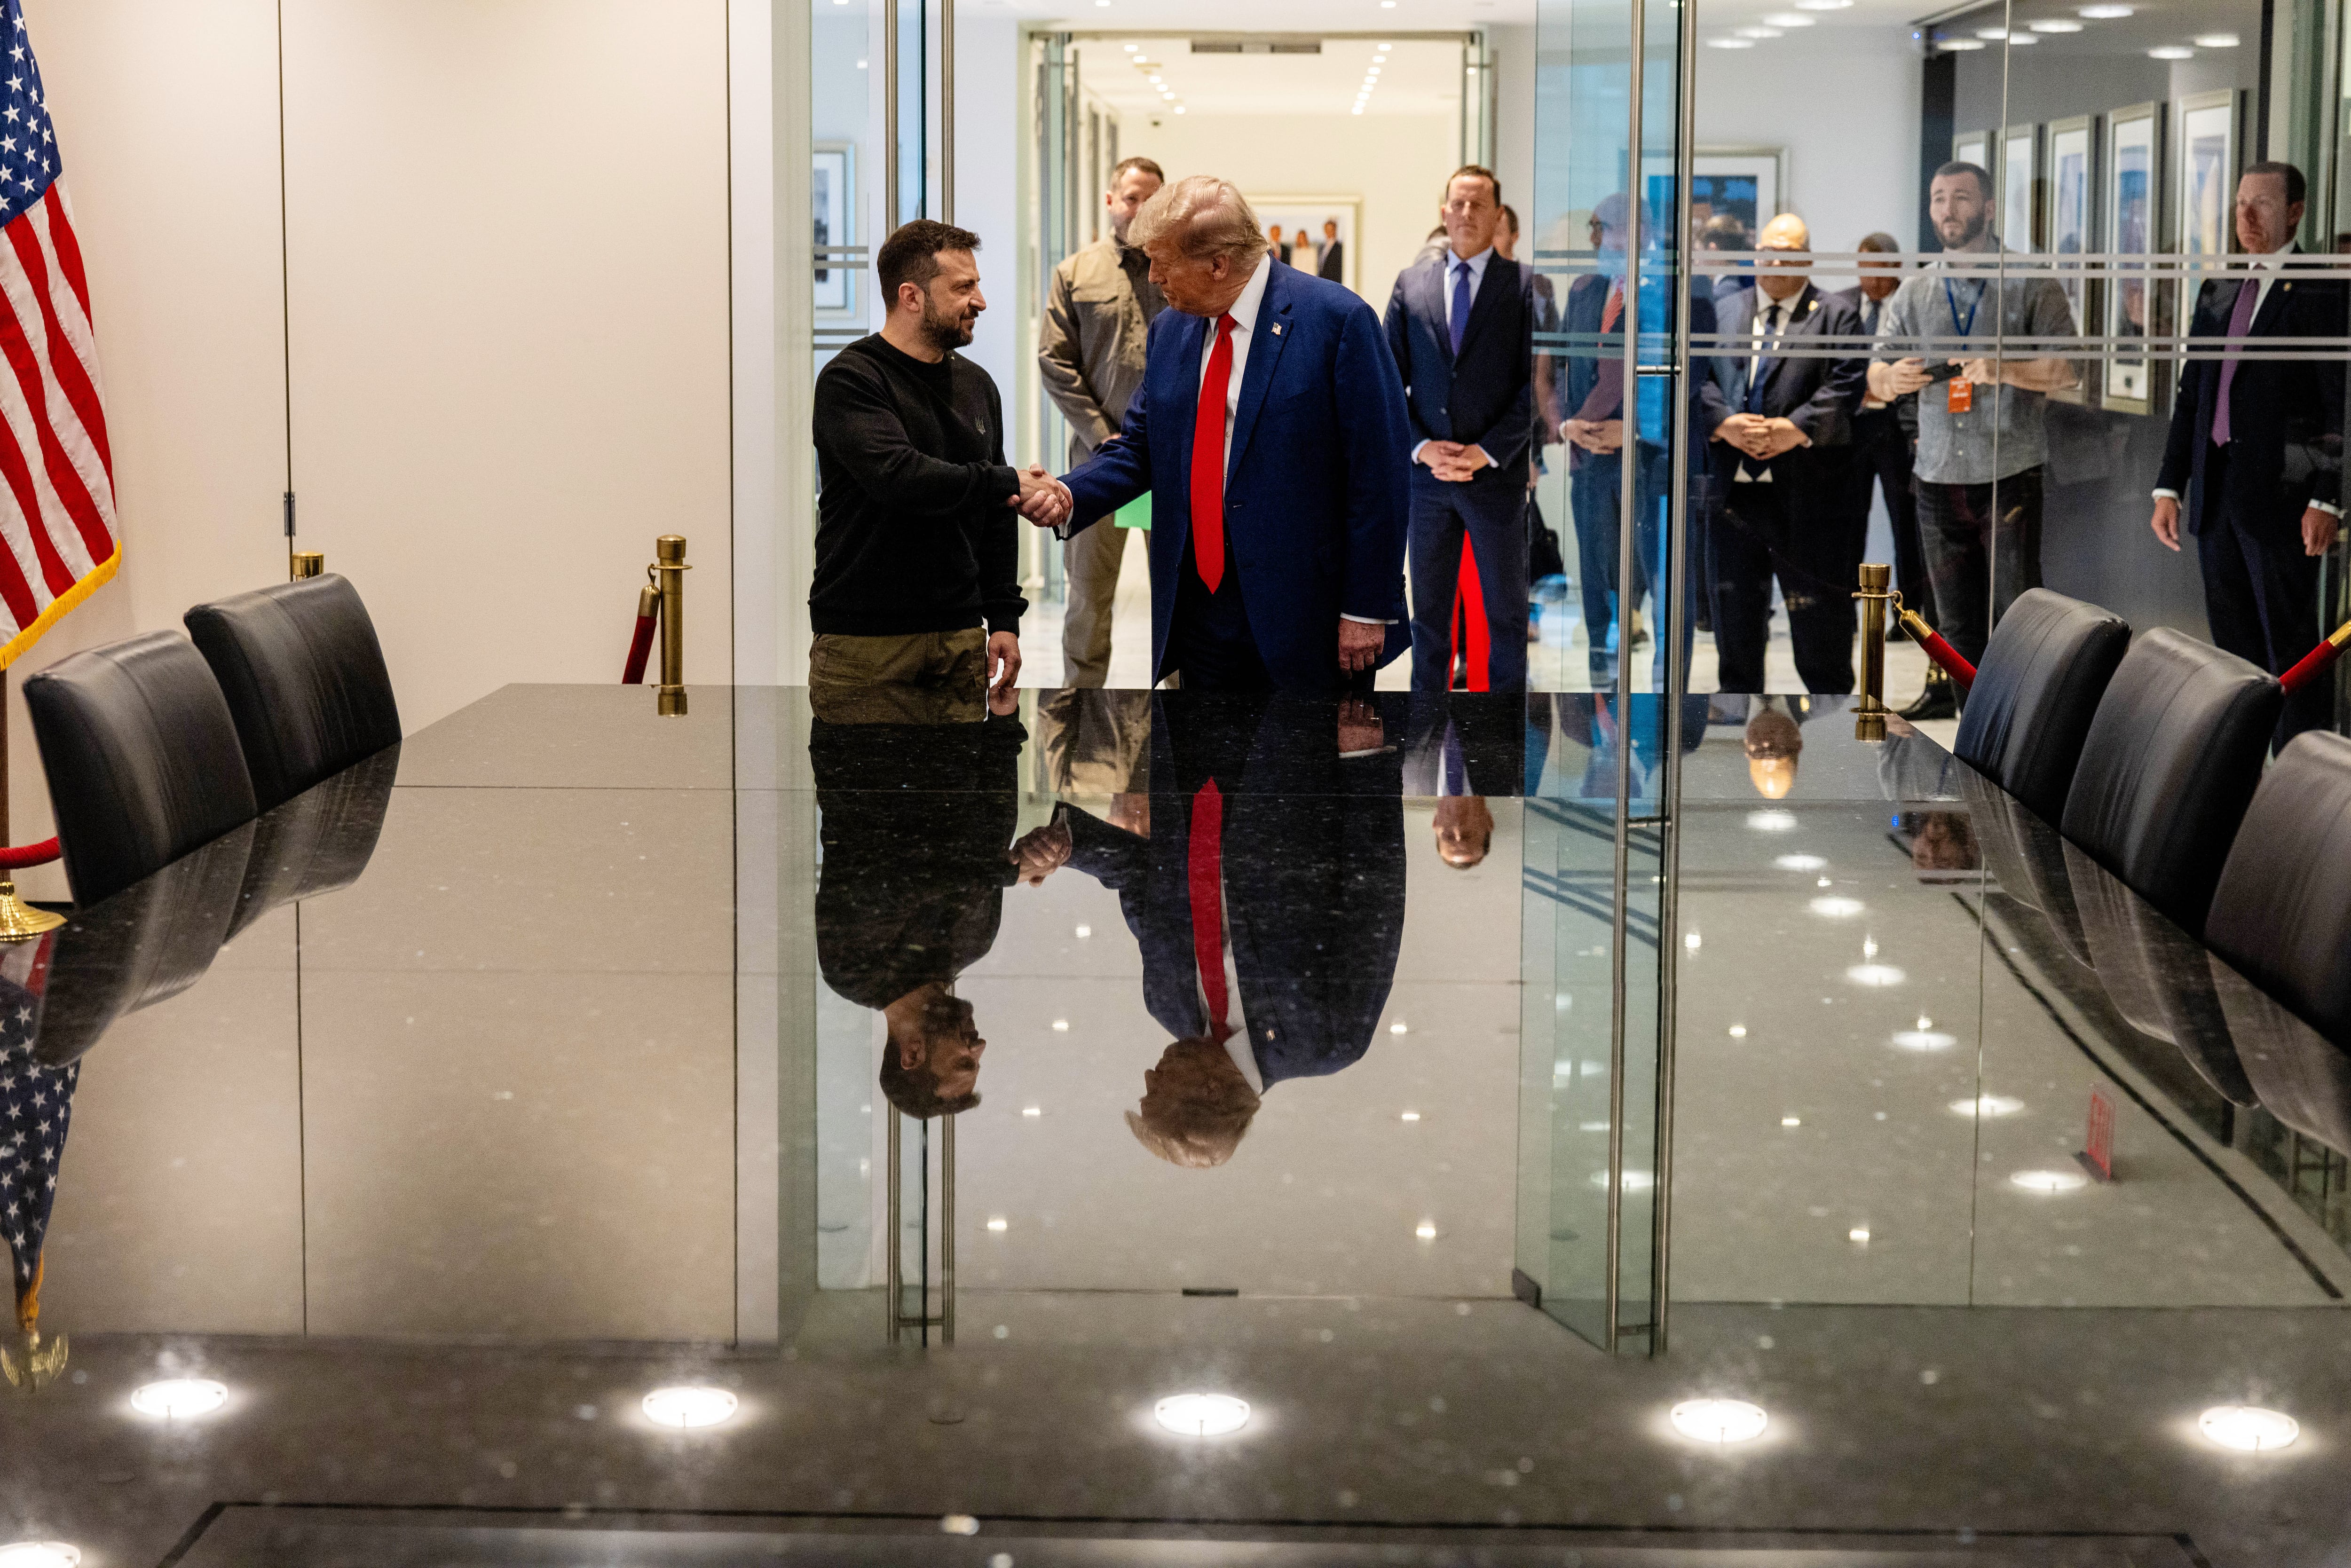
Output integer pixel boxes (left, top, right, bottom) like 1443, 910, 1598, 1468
1037, 156, 1167, 685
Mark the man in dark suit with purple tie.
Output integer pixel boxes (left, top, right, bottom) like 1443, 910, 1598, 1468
2151, 160, 2347, 743
1027, 175, 1413, 693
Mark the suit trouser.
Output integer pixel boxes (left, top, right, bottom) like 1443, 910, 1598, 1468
1570, 446, 1676, 685
1707, 481, 1857, 694
2196, 457, 2331, 743
1853, 411, 1934, 627
1408, 475, 1531, 692
1061, 509, 1132, 687
1914, 466, 2043, 670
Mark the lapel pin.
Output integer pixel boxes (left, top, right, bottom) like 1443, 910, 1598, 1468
1271, 323, 1284, 336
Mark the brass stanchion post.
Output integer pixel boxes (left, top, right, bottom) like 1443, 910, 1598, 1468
291, 552, 324, 580
0, 670, 62, 941
1854, 562, 1893, 743
653, 535, 689, 717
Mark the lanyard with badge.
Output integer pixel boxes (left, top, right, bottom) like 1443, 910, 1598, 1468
1941, 276, 1981, 413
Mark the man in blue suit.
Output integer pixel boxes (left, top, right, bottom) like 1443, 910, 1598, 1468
1030, 175, 1413, 692
1385, 165, 1538, 693
1013, 691, 1407, 1166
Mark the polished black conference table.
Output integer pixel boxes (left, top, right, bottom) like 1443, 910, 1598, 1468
2, 683, 2347, 1568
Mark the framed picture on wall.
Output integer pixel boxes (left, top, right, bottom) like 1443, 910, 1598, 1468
1953, 130, 1991, 176
813, 143, 857, 317
2045, 115, 2096, 402
1692, 147, 1785, 243
2175, 90, 2238, 259
2001, 124, 2043, 251
1246, 195, 1362, 297
2102, 102, 2163, 414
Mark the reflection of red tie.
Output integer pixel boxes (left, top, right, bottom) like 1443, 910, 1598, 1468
1191, 314, 1238, 592
1186, 779, 1231, 1039
1576, 280, 1626, 423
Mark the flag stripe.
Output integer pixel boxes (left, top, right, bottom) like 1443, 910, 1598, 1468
37, 188, 89, 329
6, 218, 111, 495
0, 256, 109, 576
28, 197, 106, 435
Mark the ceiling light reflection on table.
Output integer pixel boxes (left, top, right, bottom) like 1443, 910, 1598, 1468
1747, 810, 1797, 832
642, 1386, 738, 1428
1846, 963, 1906, 986
2199, 1405, 2300, 1451
1952, 1095, 2023, 1117
1669, 1398, 1768, 1443
2011, 1169, 2089, 1193
1155, 1393, 1251, 1436
131, 1379, 229, 1418
1775, 853, 1825, 871
0, 1549, 79, 1568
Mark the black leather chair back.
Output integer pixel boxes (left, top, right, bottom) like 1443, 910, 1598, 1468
2205, 731, 2351, 1046
1952, 588, 2130, 825
23, 630, 259, 908
2059, 628, 2282, 939
185, 574, 401, 813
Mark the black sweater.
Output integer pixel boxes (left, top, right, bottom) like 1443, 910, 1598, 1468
810, 335, 1027, 638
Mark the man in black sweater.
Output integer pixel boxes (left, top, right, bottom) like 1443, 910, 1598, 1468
810, 220, 1068, 720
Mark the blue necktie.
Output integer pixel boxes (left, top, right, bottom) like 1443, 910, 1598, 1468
1450, 261, 1472, 356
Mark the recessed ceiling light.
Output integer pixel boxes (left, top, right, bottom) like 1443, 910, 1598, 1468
1415, 1221, 1438, 1239
2011, 1169, 2090, 1193
1747, 810, 1796, 831
1669, 1398, 1768, 1443
1847, 963, 1906, 987
1073, 923, 1091, 938
1148, 74, 1163, 83
2194, 32, 2240, 45
642, 1386, 738, 1428
1759, 12, 1815, 24
1938, 37, 1987, 49
1781, 1115, 1801, 1127
131, 1379, 229, 1418
1808, 896, 1864, 918
0, 1546, 80, 1568
1951, 1095, 2024, 1117
2148, 44, 2193, 57
1793, 0, 1853, 8
1155, 1393, 1251, 1435
1706, 37, 1757, 47
1728, 1024, 1747, 1038
1022, 1105, 1042, 1117
1052, 1018, 1070, 1032
1122, 41, 1137, 50
1684, 932, 1702, 950
2079, 3, 2134, 15
986, 1217, 1008, 1231
1173, 106, 1186, 113
1351, 105, 1365, 113
2006, 32, 2038, 42
1734, 26, 1785, 37
2199, 1406, 2300, 1451
1389, 1021, 1408, 1034
1160, 91, 1175, 99
1775, 853, 1825, 871
1849, 1227, 1870, 1242
2029, 17, 2084, 29
1369, 65, 1382, 73
1892, 1028, 1956, 1051
1400, 1111, 1421, 1121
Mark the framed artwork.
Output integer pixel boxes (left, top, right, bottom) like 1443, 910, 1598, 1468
1952, 131, 1991, 177
1245, 195, 1361, 297
2102, 103, 2163, 414
813, 143, 857, 316
1692, 147, 1785, 244
2175, 90, 2238, 258
2046, 116, 2095, 337
2001, 124, 2043, 251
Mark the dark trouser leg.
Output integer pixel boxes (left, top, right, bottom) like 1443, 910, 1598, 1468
1571, 465, 1620, 684
1637, 445, 1693, 693
1463, 480, 1533, 692
1171, 548, 1276, 693
1873, 433, 1932, 626
1779, 551, 1858, 694
1915, 478, 1994, 668
1709, 489, 1776, 693
2202, 501, 2330, 743
1987, 466, 2044, 638
1408, 484, 1468, 692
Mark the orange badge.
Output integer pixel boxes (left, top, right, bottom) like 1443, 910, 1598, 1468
1947, 376, 1973, 414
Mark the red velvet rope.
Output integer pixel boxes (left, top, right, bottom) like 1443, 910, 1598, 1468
2280, 634, 2347, 697
1901, 616, 1977, 692
0, 837, 60, 870
622, 612, 657, 686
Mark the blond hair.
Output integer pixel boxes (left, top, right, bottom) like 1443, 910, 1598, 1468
1128, 175, 1265, 268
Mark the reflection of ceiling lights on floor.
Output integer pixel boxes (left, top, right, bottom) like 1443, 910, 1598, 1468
1669, 1398, 1768, 1443
2010, 1169, 2089, 1193
1951, 1095, 2024, 1117
642, 1387, 739, 1428
2199, 1405, 2300, 1451
131, 1379, 229, 1418
0, 1547, 81, 1568
1155, 1393, 1251, 1436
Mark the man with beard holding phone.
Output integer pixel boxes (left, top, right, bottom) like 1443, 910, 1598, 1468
1869, 164, 2076, 674
810, 220, 1069, 718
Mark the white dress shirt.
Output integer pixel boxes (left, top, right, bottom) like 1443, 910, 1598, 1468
1201, 899, 1265, 1095
2151, 236, 2339, 513
1411, 245, 1497, 467
1734, 290, 1799, 485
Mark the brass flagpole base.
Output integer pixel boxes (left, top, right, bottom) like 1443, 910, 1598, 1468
0, 878, 64, 941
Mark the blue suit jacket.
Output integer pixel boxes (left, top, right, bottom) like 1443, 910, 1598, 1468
1382, 252, 1537, 484
1060, 260, 1412, 690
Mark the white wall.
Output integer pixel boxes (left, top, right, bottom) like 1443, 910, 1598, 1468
1122, 112, 1463, 311
1694, 26, 1923, 261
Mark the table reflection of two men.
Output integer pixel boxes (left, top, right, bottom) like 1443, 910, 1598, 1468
813, 680, 1551, 1168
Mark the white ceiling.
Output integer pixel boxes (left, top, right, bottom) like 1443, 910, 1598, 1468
1076, 35, 1471, 119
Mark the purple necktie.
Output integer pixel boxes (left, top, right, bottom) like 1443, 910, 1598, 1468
1450, 260, 1473, 356
2212, 277, 2259, 446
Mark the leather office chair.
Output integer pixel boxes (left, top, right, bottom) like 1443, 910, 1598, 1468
2204, 731, 2351, 1047
1952, 588, 2130, 827
185, 574, 401, 813
23, 630, 259, 908
2059, 629, 2281, 940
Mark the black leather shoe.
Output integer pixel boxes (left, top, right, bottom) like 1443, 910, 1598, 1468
1899, 676, 1959, 722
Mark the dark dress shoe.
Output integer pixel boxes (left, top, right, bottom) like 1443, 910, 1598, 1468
1899, 677, 1958, 721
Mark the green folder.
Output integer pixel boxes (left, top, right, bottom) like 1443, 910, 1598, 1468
1114, 492, 1151, 529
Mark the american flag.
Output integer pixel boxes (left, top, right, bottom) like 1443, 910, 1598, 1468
0, 932, 64, 1332
0, 0, 115, 670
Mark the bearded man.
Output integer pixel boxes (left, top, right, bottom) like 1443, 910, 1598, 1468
809, 219, 1068, 716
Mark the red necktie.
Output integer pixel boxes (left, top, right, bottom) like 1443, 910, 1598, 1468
1576, 280, 1626, 424
1186, 779, 1231, 1040
1191, 314, 1238, 592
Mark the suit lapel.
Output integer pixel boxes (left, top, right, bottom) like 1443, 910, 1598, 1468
1454, 255, 1514, 360
2247, 247, 2300, 336
1170, 309, 1209, 508
1226, 268, 1293, 475
1415, 260, 1454, 367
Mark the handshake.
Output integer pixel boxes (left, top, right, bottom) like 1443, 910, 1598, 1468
1008, 465, 1076, 530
